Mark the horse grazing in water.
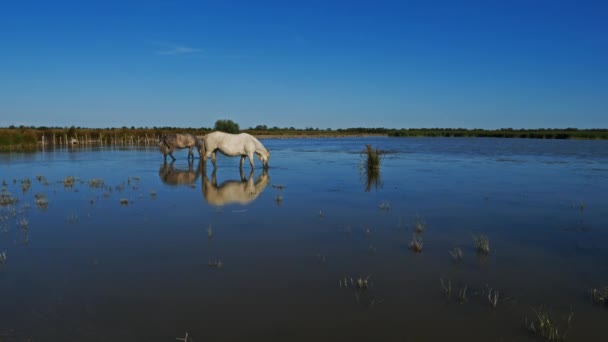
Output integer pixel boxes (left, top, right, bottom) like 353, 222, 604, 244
159, 133, 203, 161
202, 168, 269, 206
202, 132, 269, 169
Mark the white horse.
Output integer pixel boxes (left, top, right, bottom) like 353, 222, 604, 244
201, 132, 270, 169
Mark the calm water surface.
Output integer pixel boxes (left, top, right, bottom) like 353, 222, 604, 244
1, 137, 607, 341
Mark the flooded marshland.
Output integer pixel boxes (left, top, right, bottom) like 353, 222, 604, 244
1, 137, 607, 341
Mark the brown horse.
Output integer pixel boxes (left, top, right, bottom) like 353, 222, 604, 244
159, 133, 203, 161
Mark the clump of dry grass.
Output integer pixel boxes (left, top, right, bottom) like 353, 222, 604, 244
119, 198, 129, 205
473, 234, 490, 255
409, 234, 423, 252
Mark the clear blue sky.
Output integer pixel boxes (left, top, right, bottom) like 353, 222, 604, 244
1, 0, 606, 129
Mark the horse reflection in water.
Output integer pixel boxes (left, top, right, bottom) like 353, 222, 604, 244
158, 160, 203, 186
202, 167, 270, 206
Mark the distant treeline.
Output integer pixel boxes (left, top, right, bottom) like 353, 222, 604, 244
1, 125, 607, 149
387, 128, 608, 139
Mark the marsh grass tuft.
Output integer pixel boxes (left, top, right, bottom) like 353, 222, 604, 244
459, 285, 468, 303
591, 287, 608, 306
34, 193, 49, 209
18, 218, 29, 230
473, 234, 490, 255
488, 288, 499, 309
440, 278, 452, 299
0, 250, 6, 264
275, 194, 283, 204
0, 190, 17, 206
66, 213, 79, 224
449, 247, 464, 261
149, 189, 157, 199
409, 234, 423, 252
526, 306, 573, 341
119, 198, 129, 205
378, 201, 390, 211
88, 178, 104, 188
363, 144, 382, 170
63, 176, 75, 188
20, 177, 32, 193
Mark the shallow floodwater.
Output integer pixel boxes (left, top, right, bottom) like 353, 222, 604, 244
1, 137, 607, 341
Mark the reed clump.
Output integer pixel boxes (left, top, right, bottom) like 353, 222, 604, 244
363, 144, 382, 171
526, 306, 573, 341
0, 251, 6, 264
473, 234, 490, 255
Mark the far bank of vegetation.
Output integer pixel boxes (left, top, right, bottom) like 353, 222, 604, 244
1, 120, 606, 150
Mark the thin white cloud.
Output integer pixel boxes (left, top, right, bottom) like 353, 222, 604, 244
152, 41, 202, 56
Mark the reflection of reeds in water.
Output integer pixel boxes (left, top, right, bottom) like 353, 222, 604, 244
526, 306, 573, 341
364, 168, 382, 192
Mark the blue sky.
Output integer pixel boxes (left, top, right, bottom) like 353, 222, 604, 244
1, 0, 606, 129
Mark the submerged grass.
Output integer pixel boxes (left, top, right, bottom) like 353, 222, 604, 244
526, 306, 573, 341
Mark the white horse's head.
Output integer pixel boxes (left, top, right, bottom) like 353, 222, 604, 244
258, 150, 270, 169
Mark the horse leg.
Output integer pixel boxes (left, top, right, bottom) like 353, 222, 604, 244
240, 155, 246, 169
211, 151, 217, 168
248, 152, 255, 169
188, 146, 194, 161
169, 149, 176, 161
